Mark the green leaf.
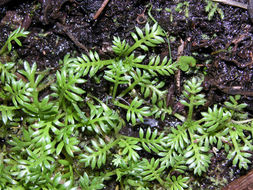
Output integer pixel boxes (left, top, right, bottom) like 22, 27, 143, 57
126, 22, 165, 55
138, 158, 165, 184
0, 26, 29, 55
0, 61, 16, 83
139, 128, 166, 154
80, 138, 113, 169
52, 67, 86, 105
56, 141, 64, 155
165, 175, 189, 189
185, 143, 211, 176
119, 138, 141, 162
123, 97, 152, 125
177, 56, 196, 71
201, 105, 231, 132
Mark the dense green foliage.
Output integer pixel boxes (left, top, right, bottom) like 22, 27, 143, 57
0, 21, 252, 190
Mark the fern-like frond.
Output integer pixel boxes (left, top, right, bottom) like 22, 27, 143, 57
18, 62, 43, 90
180, 77, 205, 120
205, 0, 224, 20
30, 120, 54, 147
4, 79, 32, 107
118, 137, 141, 162
84, 102, 121, 134
151, 99, 172, 121
181, 77, 204, 98
0, 26, 29, 55
170, 156, 187, 174
167, 125, 189, 151
138, 158, 165, 184
140, 78, 167, 104
0, 155, 17, 188
79, 172, 105, 190
57, 159, 74, 181
139, 128, 166, 153
224, 95, 248, 120
104, 60, 131, 98
126, 23, 165, 55
227, 147, 251, 170
112, 36, 130, 57
12, 147, 55, 185
80, 138, 115, 169
226, 127, 252, 169
184, 143, 211, 176
9, 128, 32, 152
22, 95, 58, 119
18, 62, 57, 118
198, 126, 229, 149
0, 62, 16, 83
165, 175, 189, 190
159, 149, 178, 168
67, 51, 112, 77
119, 68, 152, 98
44, 171, 74, 190
14, 62, 57, 120
114, 97, 152, 125
0, 105, 16, 124
130, 55, 178, 76
126, 179, 150, 190
51, 67, 86, 104
201, 105, 231, 132
54, 123, 80, 157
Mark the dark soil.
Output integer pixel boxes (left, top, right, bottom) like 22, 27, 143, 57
0, 0, 253, 189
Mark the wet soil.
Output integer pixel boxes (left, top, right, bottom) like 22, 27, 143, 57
0, 0, 253, 189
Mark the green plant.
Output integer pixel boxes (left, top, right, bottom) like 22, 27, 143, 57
159, 77, 252, 177
205, 0, 224, 20
0, 21, 252, 190
0, 27, 29, 56
177, 56, 196, 72
164, 1, 190, 22
175, 1, 190, 18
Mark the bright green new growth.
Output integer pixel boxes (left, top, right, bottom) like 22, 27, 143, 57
0, 22, 252, 190
0, 26, 29, 56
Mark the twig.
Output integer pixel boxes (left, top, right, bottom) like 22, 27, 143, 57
217, 84, 253, 97
212, 0, 247, 9
175, 39, 185, 95
231, 118, 253, 124
56, 22, 88, 52
93, 0, 110, 20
